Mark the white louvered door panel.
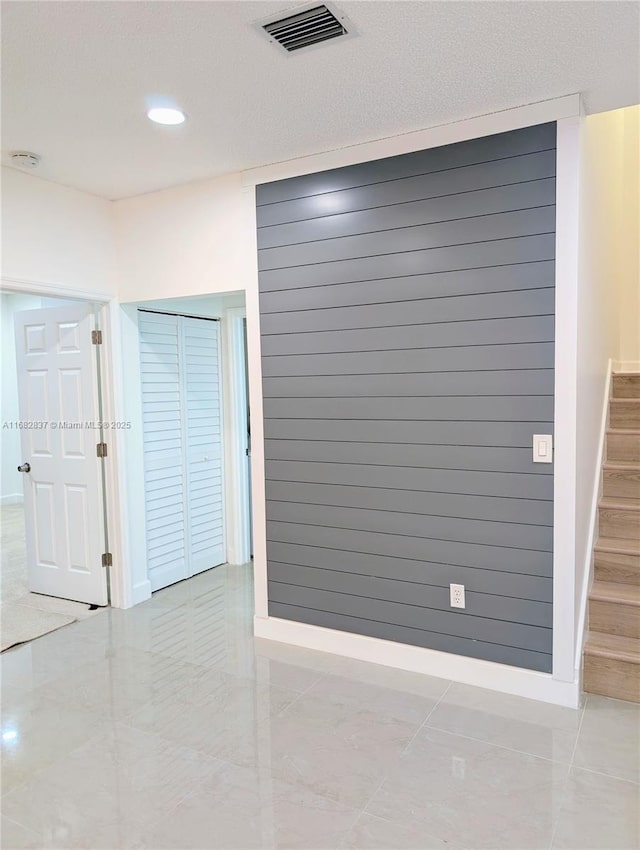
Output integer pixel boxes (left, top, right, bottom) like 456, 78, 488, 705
139, 312, 188, 591
182, 317, 225, 575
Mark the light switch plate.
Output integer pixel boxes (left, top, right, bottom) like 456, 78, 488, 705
533, 434, 553, 463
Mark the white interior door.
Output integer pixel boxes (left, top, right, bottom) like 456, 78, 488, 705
139, 312, 225, 592
14, 304, 108, 605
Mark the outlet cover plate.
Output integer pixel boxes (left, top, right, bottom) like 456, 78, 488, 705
450, 583, 466, 608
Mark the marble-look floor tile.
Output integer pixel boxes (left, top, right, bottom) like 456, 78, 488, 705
0, 625, 107, 693
366, 726, 569, 849
340, 812, 460, 849
0, 815, 41, 850
316, 655, 452, 702
425, 681, 583, 763
264, 692, 419, 809
127, 761, 359, 850
300, 669, 446, 726
573, 695, 640, 784
552, 767, 640, 849
0, 687, 110, 793
125, 676, 299, 767
37, 645, 231, 722
1, 724, 224, 849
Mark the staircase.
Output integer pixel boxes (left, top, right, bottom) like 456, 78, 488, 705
584, 373, 640, 703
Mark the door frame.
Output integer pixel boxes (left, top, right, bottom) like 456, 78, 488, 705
224, 306, 251, 565
118, 295, 251, 607
0, 276, 126, 607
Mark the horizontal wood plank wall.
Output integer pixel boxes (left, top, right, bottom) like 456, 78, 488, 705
256, 123, 556, 673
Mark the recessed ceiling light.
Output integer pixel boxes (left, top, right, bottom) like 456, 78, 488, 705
147, 107, 186, 126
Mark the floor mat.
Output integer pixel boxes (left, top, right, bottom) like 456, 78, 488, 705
1, 602, 76, 651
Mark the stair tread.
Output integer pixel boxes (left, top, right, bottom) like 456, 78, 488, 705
600, 498, 640, 510
596, 536, 640, 555
607, 428, 640, 435
590, 580, 640, 605
611, 398, 640, 404
604, 461, 640, 469
584, 631, 640, 664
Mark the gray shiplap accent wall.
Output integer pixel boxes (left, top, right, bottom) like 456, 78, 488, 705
256, 123, 556, 673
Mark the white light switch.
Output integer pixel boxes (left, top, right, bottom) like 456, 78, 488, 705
533, 434, 553, 463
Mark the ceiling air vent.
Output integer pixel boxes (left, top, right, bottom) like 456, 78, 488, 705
257, 3, 354, 54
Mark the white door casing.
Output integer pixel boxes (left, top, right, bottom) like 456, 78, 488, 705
14, 304, 108, 605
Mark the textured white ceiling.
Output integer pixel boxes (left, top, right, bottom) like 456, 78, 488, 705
2, 0, 639, 199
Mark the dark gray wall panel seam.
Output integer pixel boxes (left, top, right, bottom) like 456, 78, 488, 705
258, 237, 556, 292
267, 585, 551, 652
267, 521, 553, 575
257, 177, 556, 234
259, 263, 555, 311
268, 577, 552, 628
267, 551, 553, 602
257, 152, 556, 227
257, 201, 556, 252
259, 220, 556, 272
256, 146, 557, 207
256, 124, 556, 205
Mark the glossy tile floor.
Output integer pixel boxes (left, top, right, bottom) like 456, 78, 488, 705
1, 563, 638, 849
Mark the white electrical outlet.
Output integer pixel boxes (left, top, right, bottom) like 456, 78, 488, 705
450, 583, 465, 608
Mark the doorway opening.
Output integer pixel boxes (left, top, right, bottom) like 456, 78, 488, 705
119, 292, 252, 603
1, 291, 110, 651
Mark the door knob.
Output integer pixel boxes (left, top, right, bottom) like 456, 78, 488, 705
17, 462, 31, 473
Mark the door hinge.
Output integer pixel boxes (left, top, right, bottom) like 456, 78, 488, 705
96, 442, 108, 458
101, 552, 113, 568
91, 329, 103, 345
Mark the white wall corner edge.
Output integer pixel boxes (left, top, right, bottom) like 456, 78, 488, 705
254, 616, 581, 709
574, 359, 613, 673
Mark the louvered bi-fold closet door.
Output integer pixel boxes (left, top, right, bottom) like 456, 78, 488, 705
139, 312, 187, 590
182, 316, 225, 576
139, 312, 225, 591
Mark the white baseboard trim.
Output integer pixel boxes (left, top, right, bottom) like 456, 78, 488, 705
254, 615, 581, 708
0, 494, 24, 505
612, 360, 640, 373
574, 359, 613, 673
129, 579, 152, 608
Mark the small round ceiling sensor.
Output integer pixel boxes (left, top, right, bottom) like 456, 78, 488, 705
147, 107, 186, 125
10, 151, 41, 169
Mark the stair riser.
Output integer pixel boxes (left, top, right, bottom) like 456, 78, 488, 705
613, 375, 640, 399
599, 508, 640, 540
590, 598, 640, 639
607, 433, 640, 463
603, 467, 640, 500
595, 550, 640, 586
610, 402, 640, 429
584, 654, 640, 703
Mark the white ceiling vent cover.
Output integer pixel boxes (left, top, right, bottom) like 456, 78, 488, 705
257, 3, 355, 54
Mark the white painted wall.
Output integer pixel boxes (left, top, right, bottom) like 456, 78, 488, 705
0, 293, 42, 502
113, 173, 253, 301
618, 106, 640, 366
573, 104, 640, 665
1, 167, 117, 296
